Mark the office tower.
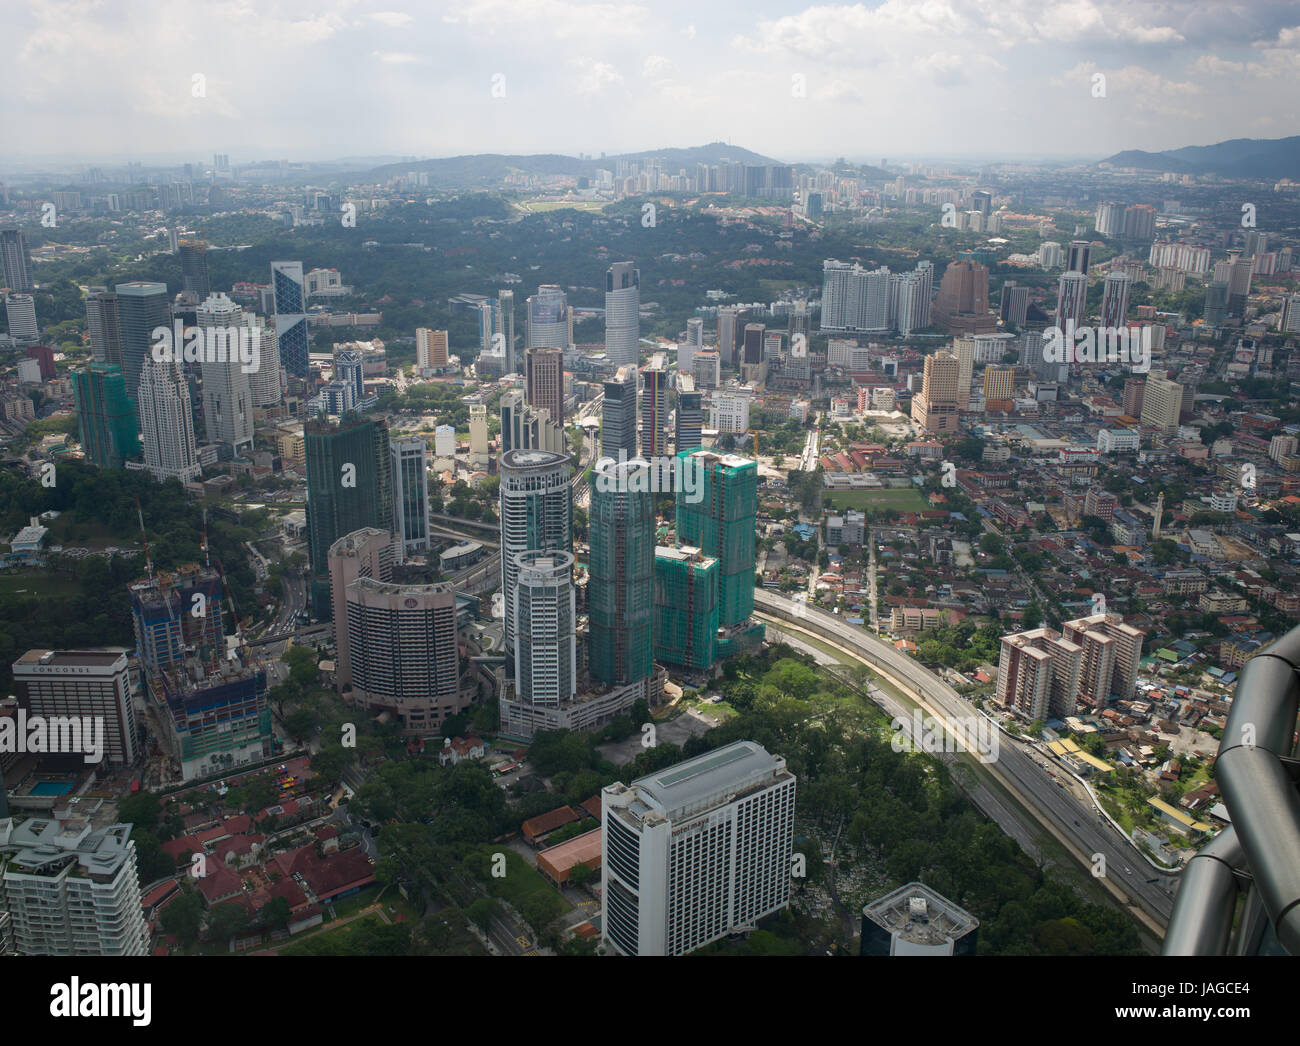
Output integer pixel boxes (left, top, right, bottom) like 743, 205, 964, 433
345, 577, 461, 735
1218, 249, 1253, 318
328, 527, 396, 693
1140, 370, 1182, 434
26, 345, 54, 381
115, 281, 171, 398
499, 449, 572, 653
742, 323, 766, 366
971, 190, 992, 219
434, 425, 455, 459
248, 324, 282, 407
0, 814, 148, 955
1095, 201, 1124, 237
0, 227, 33, 291
716, 306, 740, 366
994, 628, 1084, 719
1066, 240, 1092, 274
910, 352, 961, 434
1204, 281, 1229, 326
983, 365, 1015, 410
1278, 293, 1300, 334
952, 336, 975, 410
499, 389, 566, 455
999, 281, 1029, 327
601, 740, 796, 956
137, 357, 201, 483
390, 436, 431, 557
475, 301, 497, 356
526, 346, 565, 427
416, 327, 449, 370
73, 363, 139, 468
271, 261, 309, 377
675, 450, 757, 628
468, 403, 490, 466
683, 317, 704, 374
128, 564, 224, 688
526, 284, 568, 348
675, 388, 703, 453
1054, 271, 1089, 348
1099, 270, 1130, 330
497, 289, 517, 373
861, 883, 979, 957
933, 260, 994, 334
11, 650, 137, 765
335, 348, 364, 404
513, 551, 577, 708
601, 365, 638, 460
640, 354, 669, 458
1123, 204, 1157, 241
304, 414, 394, 617
178, 239, 211, 300
589, 459, 655, 688
4, 293, 38, 342
84, 289, 122, 368
709, 387, 753, 434
693, 350, 721, 389
196, 293, 253, 455
1122, 376, 1146, 417
1062, 612, 1145, 705
653, 545, 718, 669
605, 261, 641, 366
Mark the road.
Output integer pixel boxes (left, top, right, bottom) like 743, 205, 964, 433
800, 413, 821, 471
754, 589, 1177, 935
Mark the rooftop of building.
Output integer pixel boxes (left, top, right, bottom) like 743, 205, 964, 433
608, 740, 791, 824
862, 881, 979, 945
13, 649, 127, 669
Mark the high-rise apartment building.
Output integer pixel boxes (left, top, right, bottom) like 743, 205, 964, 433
526, 346, 565, 428
995, 629, 1084, 720
1066, 240, 1092, 274
85, 289, 122, 368
328, 527, 397, 694
605, 261, 641, 366
910, 352, 961, 435
675, 450, 757, 628
601, 741, 796, 956
589, 459, 655, 688
0, 815, 148, 955
115, 281, 171, 399
1054, 271, 1089, 346
499, 449, 572, 653
1095, 201, 1125, 238
136, 357, 201, 483
640, 354, 670, 458
513, 551, 577, 709
1099, 270, 1130, 330
11, 650, 137, 765
73, 363, 139, 469
304, 414, 393, 617
497, 289, 517, 373
196, 293, 253, 455
1140, 370, 1183, 434
682, 317, 704, 374
248, 325, 282, 407
653, 545, 718, 669
1122, 376, 1146, 417
390, 436, 431, 558
4, 293, 38, 343
0, 226, 34, 291
416, 327, 449, 371
983, 365, 1015, 410
1062, 612, 1144, 705
271, 261, 309, 377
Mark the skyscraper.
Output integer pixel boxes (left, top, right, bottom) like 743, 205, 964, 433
196, 293, 254, 455
1099, 270, 1130, 331
136, 357, 201, 483
248, 325, 282, 407
716, 306, 741, 366
115, 281, 171, 399
910, 352, 961, 435
526, 284, 568, 348
589, 459, 655, 688
999, 281, 1029, 327
675, 386, 703, 453
390, 435, 431, 558
12, 650, 137, 766
0, 226, 33, 291
1094, 201, 1125, 237
73, 363, 139, 468
526, 346, 565, 427
1140, 370, 1182, 434
328, 527, 396, 694
271, 261, 309, 377
4, 293, 38, 342
1054, 271, 1089, 346
1062, 612, 1145, 705
675, 450, 757, 628
601, 741, 796, 956
304, 414, 394, 617
416, 328, 449, 371
85, 289, 122, 368
497, 289, 517, 373
1066, 240, 1092, 274
179, 239, 211, 301
653, 544, 718, 669
605, 261, 641, 366
640, 354, 669, 458
601, 365, 638, 461
513, 550, 577, 709
682, 316, 704, 374
933, 260, 994, 335
499, 449, 572, 653
335, 349, 364, 404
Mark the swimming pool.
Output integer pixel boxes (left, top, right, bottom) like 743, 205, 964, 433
29, 781, 75, 796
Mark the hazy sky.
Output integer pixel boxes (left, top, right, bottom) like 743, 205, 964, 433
8, 0, 1300, 166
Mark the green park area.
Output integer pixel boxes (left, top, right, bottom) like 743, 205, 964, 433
823, 487, 929, 514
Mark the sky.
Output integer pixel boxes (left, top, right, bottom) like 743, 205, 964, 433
7, 0, 1300, 167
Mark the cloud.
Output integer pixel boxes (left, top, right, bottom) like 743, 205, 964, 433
369, 10, 413, 27
570, 57, 623, 94
371, 50, 420, 64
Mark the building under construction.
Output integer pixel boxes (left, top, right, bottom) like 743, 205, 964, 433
653, 545, 718, 670
129, 564, 225, 688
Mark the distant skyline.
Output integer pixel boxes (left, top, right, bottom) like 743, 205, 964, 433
7, 0, 1300, 167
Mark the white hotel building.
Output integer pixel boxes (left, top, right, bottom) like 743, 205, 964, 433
601, 740, 796, 956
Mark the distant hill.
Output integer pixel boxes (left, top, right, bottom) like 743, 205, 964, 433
1102, 135, 1300, 179
361, 142, 783, 187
